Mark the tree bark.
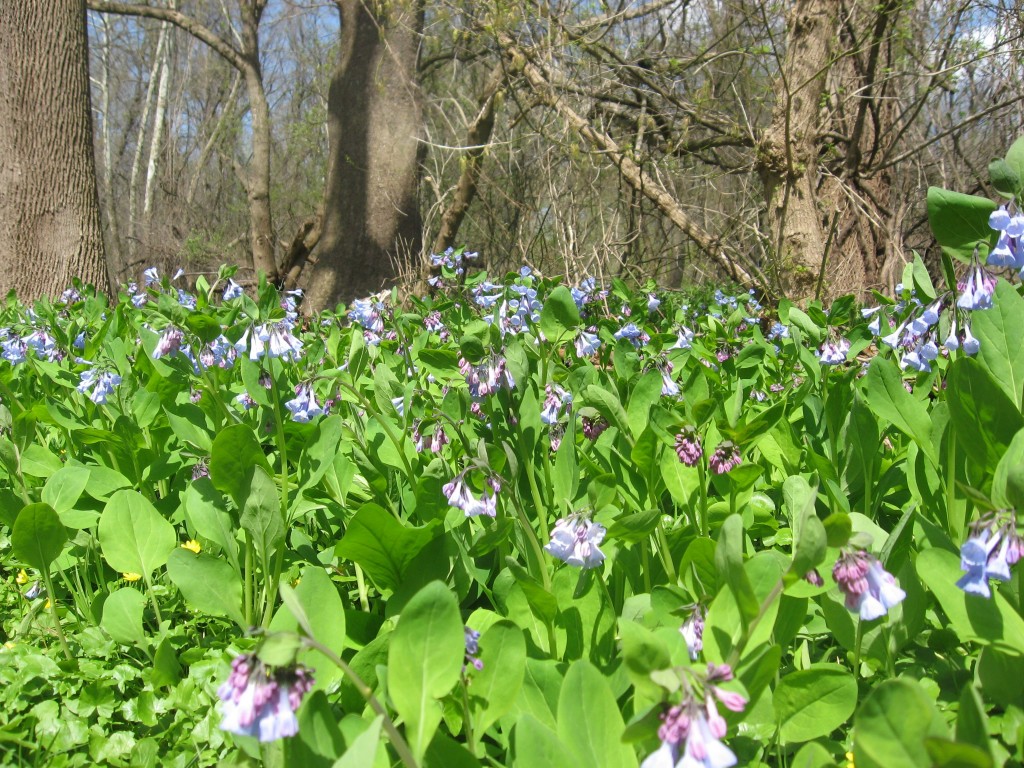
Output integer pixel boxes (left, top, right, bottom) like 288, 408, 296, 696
305, 0, 424, 310
0, 0, 109, 300
757, 0, 840, 300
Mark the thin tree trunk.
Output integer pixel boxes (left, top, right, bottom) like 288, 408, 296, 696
306, 0, 424, 309
143, 15, 172, 219
128, 19, 167, 260
0, 0, 109, 299
757, 0, 840, 300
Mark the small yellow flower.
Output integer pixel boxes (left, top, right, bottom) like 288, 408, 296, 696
3, 641, 15, 650
123, 572, 142, 582
845, 750, 855, 768
44, 599, 52, 610
182, 539, 201, 554
15, 569, 28, 585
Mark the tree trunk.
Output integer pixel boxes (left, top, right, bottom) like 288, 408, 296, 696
757, 0, 840, 301
0, 0, 109, 300
306, 0, 424, 310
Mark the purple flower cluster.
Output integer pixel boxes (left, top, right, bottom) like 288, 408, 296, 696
708, 441, 741, 475
285, 384, 324, 423
582, 415, 608, 441
545, 513, 606, 569
642, 664, 745, 768
464, 627, 483, 672
833, 550, 905, 621
77, 367, 122, 404
957, 514, 1023, 598
987, 206, 1024, 270
460, 354, 514, 398
413, 422, 449, 453
680, 604, 706, 661
540, 385, 572, 425
818, 338, 850, 366
443, 473, 498, 518
674, 428, 703, 468
218, 654, 314, 742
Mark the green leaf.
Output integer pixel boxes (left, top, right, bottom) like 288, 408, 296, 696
335, 503, 438, 592
184, 478, 239, 571
540, 286, 581, 341
184, 313, 223, 344
988, 158, 1021, 199
12, 503, 67, 569
855, 678, 948, 768
100, 587, 148, 647
41, 466, 90, 515
792, 741, 839, 768
556, 660, 638, 768
416, 349, 463, 383
514, 714, 575, 768
863, 357, 938, 465
209, 423, 271, 507
773, 664, 857, 743
927, 187, 996, 261
924, 739, 993, 768
240, 465, 285, 568
470, 620, 527, 736
582, 384, 631, 438
972, 279, 1024, 408
787, 307, 824, 344
714, 514, 758, 625
947, 357, 1024, 470
388, 581, 464, 762
331, 715, 383, 768
271, 567, 347, 683
993, 428, 1024, 509
955, 686, 991, 759
916, 548, 1024, 656
1003, 136, 1024, 193
98, 490, 175, 576
166, 549, 244, 626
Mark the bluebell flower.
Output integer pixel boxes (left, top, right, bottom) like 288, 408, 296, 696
818, 338, 850, 366
464, 627, 484, 671
177, 289, 197, 310
218, 654, 314, 742
223, 279, 244, 301
671, 325, 695, 349
77, 368, 122, 405
957, 264, 996, 310
680, 605, 706, 661
545, 514, 606, 569
766, 322, 789, 342
2, 336, 27, 365
575, 330, 601, 357
957, 517, 1023, 598
833, 550, 905, 621
153, 326, 184, 359
962, 324, 980, 355
285, 384, 324, 422
143, 267, 160, 286
443, 474, 497, 518
614, 322, 648, 348
648, 293, 661, 313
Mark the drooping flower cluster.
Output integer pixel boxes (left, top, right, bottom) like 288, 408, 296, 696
833, 550, 905, 621
642, 664, 746, 768
464, 627, 484, 672
675, 427, 703, 467
218, 654, 314, 742
285, 384, 324, 423
460, 353, 515, 397
443, 472, 498, 518
582, 415, 609, 441
708, 441, 741, 475
987, 206, 1024, 270
545, 513, 606, 569
413, 421, 449, 453
680, 604, 706, 661
238, 321, 303, 362
818, 338, 851, 366
957, 512, 1023, 598
77, 367, 122, 405
614, 322, 650, 348
540, 384, 573, 425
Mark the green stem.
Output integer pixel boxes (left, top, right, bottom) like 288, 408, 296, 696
300, 636, 421, 768
243, 532, 254, 627
697, 461, 709, 537
261, 368, 292, 626
655, 525, 679, 584
946, 428, 962, 539
853, 620, 864, 677
461, 677, 477, 757
40, 566, 72, 661
142, 572, 164, 628
725, 578, 785, 670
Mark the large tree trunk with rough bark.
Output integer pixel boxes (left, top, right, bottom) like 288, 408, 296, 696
0, 0, 109, 300
306, 0, 424, 310
757, 0, 839, 301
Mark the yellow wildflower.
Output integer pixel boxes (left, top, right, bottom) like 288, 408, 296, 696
845, 750, 855, 768
123, 572, 142, 582
15, 569, 28, 585
44, 599, 52, 610
182, 539, 201, 554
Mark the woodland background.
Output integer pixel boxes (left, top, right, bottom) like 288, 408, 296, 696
1, 0, 1021, 310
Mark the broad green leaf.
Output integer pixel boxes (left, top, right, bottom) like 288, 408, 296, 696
470, 620, 527, 736
164, 404, 213, 453
514, 714, 574, 768
416, 349, 463, 383
947, 357, 1024, 470
271, 567, 347, 683
41, 466, 90, 515
972, 279, 1024, 408
240, 465, 285, 567
988, 158, 1021, 199
916, 548, 1024, 656
209, 423, 272, 507
927, 187, 996, 261
773, 664, 857, 743
331, 715, 382, 768
714, 514, 758, 624
582, 384, 631, 438
992, 428, 1024, 509
388, 581, 464, 762
335, 503, 438, 592
855, 678, 947, 768
556, 660, 638, 768
1003, 135, 1024, 192
863, 357, 937, 465
184, 478, 239, 570
540, 286, 581, 341
12, 503, 67, 569
792, 741, 838, 768
98, 490, 175, 576
924, 739, 993, 768
101, 587, 148, 646
166, 549, 244, 626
